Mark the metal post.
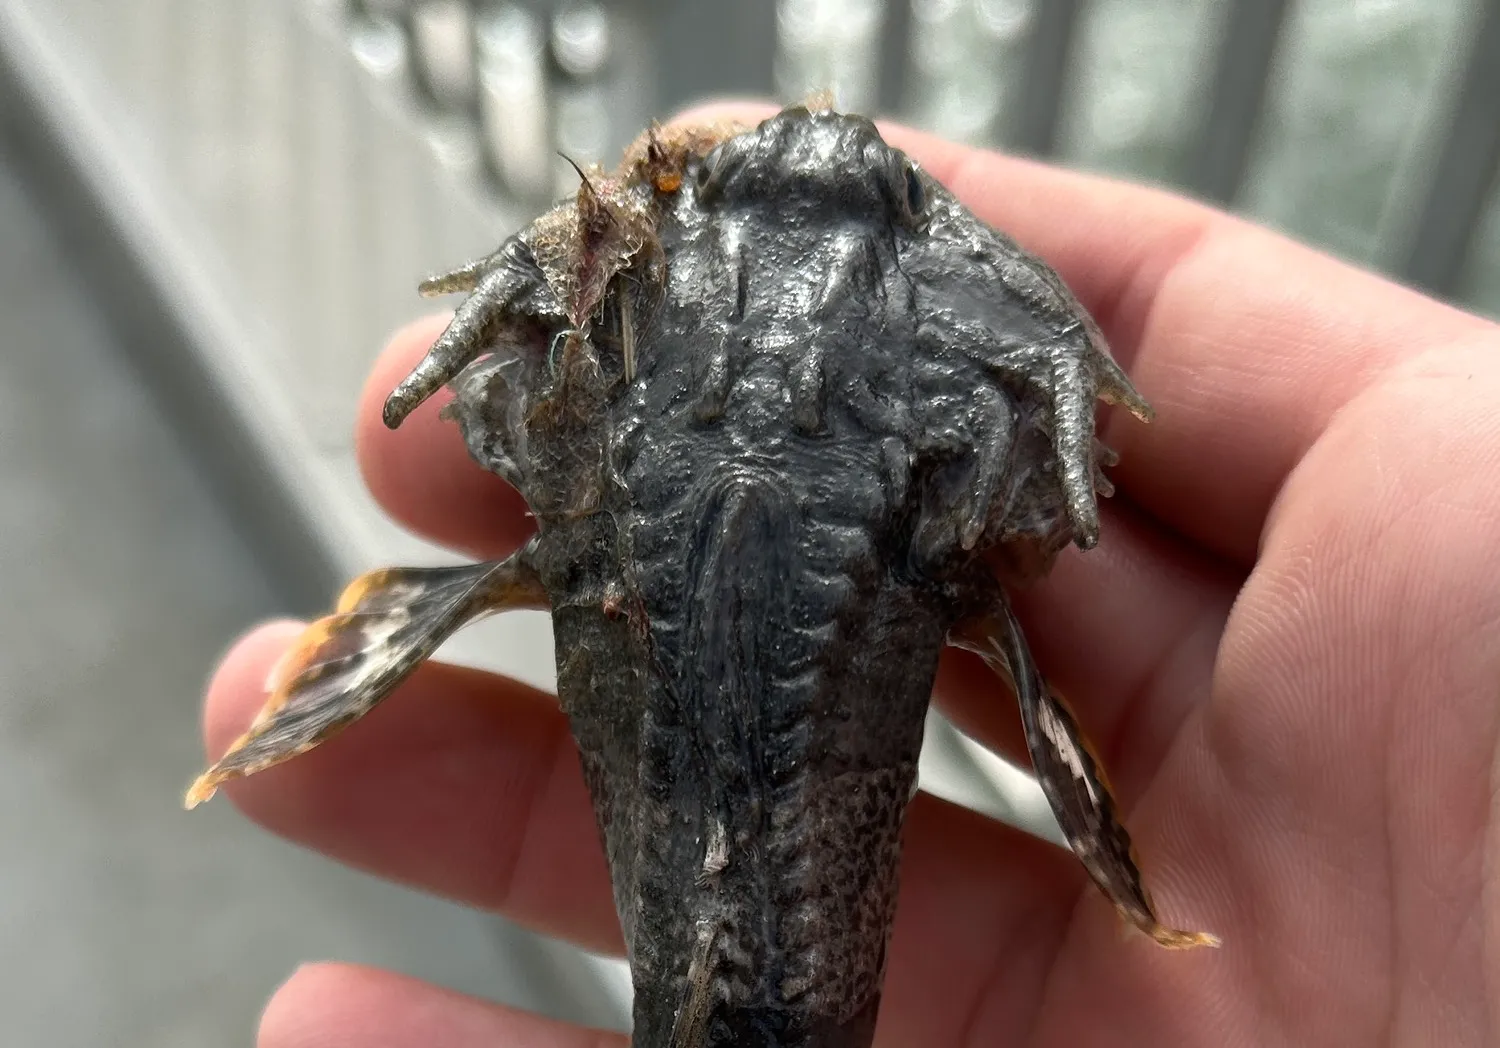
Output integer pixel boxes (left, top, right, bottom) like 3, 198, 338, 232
875, 0, 913, 118
1185, 0, 1290, 204
1009, 0, 1085, 156
1398, 0, 1500, 297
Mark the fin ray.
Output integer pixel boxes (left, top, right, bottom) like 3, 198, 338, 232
186, 552, 545, 808
950, 600, 1219, 950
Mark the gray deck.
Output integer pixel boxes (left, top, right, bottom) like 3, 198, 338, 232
0, 156, 629, 1047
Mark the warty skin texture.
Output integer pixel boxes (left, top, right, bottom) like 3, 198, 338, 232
450, 107, 1106, 1046
187, 103, 1216, 1048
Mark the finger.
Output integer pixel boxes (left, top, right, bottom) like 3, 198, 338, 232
253, 837, 1083, 1048
934, 495, 1239, 808
355, 315, 535, 560
204, 624, 1097, 1034
677, 101, 1494, 564
875, 790, 1083, 1046
208, 624, 1237, 1040
203, 622, 622, 955
258, 962, 625, 1048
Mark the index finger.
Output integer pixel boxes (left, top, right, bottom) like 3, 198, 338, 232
680, 102, 1493, 564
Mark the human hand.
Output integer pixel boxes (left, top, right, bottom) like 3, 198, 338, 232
201, 103, 1500, 1046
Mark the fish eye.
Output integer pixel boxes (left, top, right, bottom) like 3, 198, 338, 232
903, 161, 927, 218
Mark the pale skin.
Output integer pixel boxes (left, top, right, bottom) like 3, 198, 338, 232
201, 103, 1500, 1046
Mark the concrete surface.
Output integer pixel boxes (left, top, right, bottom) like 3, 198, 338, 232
0, 156, 601, 1048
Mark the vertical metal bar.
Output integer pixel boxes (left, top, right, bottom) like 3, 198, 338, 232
1008, 0, 1085, 156
1185, 0, 1290, 203
1051, 0, 1225, 185
475, 2, 552, 200
406, 0, 479, 111
774, 0, 885, 113
1399, 0, 1500, 296
655, 0, 778, 111
549, 1, 617, 194
1455, 189, 1500, 317
875, 0, 913, 118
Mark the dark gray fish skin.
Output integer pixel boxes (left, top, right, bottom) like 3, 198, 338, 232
184, 106, 1213, 1045
445, 107, 1114, 1046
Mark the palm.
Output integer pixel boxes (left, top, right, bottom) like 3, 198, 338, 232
202, 107, 1500, 1047
976, 338, 1500, 1047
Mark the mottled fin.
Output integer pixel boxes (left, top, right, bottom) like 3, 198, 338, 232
185, 550, 545, 808
950, 600, 1220, 950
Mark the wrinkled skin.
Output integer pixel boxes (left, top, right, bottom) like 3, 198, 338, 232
188, 105, 1212, 1047
193, 100, 1500, 1048
433, 107, 1197, 1047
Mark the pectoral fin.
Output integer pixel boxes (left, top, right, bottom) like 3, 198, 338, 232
950, 598, 1219, 950
186, 547, 545, 808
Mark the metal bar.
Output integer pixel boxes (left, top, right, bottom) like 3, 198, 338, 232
655, 0, 778, 110
1185, 0, 1291, 204
875, 0, 913, 118
1399, 0, 1500, 296
405, 0, 479, 112
1009, 0, 1085, 156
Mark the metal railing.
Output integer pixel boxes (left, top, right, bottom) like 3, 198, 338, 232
339, 0, 1500, 313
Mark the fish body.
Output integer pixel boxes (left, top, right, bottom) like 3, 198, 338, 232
188, 104, 1215, 1048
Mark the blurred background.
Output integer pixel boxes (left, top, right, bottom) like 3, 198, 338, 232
1, 0, 1498, 1043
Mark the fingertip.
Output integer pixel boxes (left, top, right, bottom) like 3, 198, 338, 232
258, 963, 448, 1048
257, 961, 626, 1048
257, 962, 343, 1048
202, 620, 307, 760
